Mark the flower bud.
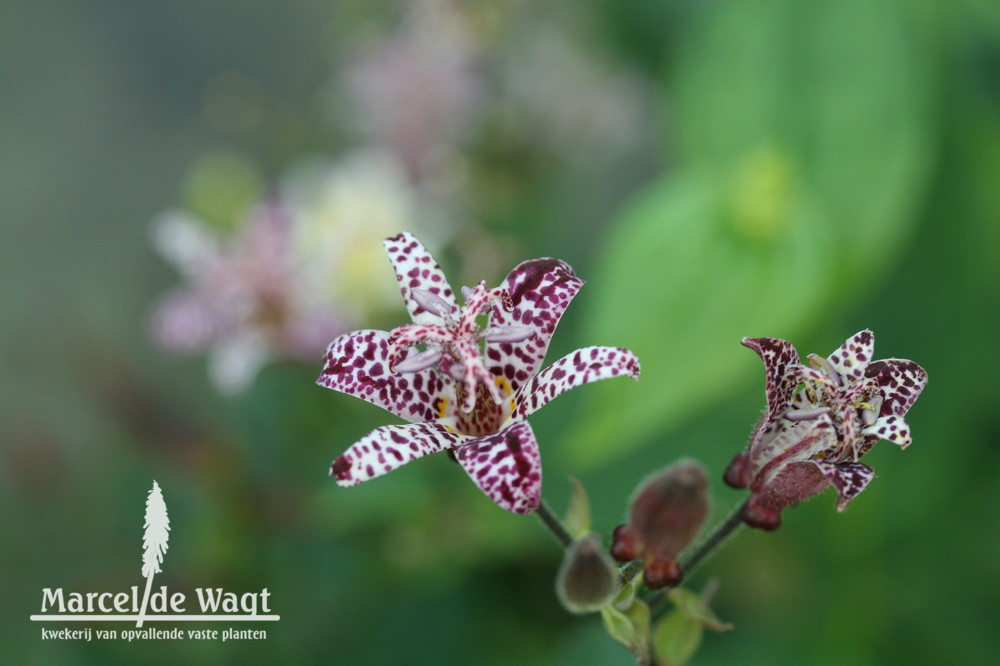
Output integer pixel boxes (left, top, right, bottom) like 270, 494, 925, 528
611, 460, 709, 589
556, 534, 619, 614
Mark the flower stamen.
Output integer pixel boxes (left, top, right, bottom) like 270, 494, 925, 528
808, 353, 843, 386
388, 280, 517, 413
411, 287, 456, 318
784, 406, 831, 421
394, 347, 443, 373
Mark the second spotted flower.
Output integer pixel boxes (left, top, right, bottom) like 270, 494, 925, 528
318, 232, 640, 514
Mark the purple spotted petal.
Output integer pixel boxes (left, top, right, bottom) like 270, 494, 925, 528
865, 358, 928, 417
331, 422, 467, 486
316, 329, 454, 423
486, 258, 584, 392
863, 414, 913, 449
742, 337, 801, 418
514, 346, 641, 421
826, 330, 874, 382
811, 461, 875, 511
383, 232, 457, 323
454, 421, 541, 515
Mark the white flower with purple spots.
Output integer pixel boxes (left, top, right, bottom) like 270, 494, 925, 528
317, 232, 641, 514
724, 330, 927, 530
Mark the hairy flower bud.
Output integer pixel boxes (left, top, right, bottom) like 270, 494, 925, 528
611, 460, 709, 589
556, 534, 619, 613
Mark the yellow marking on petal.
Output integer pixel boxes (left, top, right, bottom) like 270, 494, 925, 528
493, 376, 518, 416
494, 376, 513, 396
851, 401, 876, 411
437, 396, 450, 419
445, 425, 457, 434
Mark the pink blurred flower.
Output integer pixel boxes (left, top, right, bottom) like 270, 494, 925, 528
152, 152, 433, 393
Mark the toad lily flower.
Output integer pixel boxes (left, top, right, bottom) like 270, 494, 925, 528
724, 330, 927, 530
317, 232, 640, 514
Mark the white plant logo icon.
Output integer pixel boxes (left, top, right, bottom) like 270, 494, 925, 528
31, 479, 278, 630
137, 480, 170, 628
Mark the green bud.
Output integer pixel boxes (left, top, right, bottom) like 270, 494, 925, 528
555, 534, 618, 614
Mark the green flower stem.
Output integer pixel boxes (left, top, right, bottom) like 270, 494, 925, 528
536, 500, 573, 548
619, 559, 642, 581
648, 498, 748, 611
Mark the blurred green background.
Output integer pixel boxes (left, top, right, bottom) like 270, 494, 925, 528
3, 0, 999, 664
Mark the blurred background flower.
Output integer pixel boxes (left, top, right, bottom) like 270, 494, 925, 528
150, 149, 437, 393
3, 0, 999, 664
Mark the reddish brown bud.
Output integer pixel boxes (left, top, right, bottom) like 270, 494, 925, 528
628, 460, 709, 563
610, 524, 642, 562
723, 452, 752, 489
555, 534, 619, 614
642, 557, 684, 590
742, 496, 782, 531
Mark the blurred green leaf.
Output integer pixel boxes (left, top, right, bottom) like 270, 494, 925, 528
612, 569, 642, 611
667, 588, 733, 632
181, 149, 262, 232
672, 0, 936, 273
565, 0, 935, 467
601, 598, 652, 663
565, 171, 832, 467
652, 610, 703, 666
564, 477, 592, 539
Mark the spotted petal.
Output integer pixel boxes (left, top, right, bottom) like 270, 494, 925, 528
454, 421, 541, 515
331, 422, 466, 486
317, 329, 454, 423
486, 258, 584, 392
742, 337, 801, 418
863, 414, 913, 449
865, 358, 928, 417
826, 330, 874, 383
811, 461, 875, 511
383, 232, 457, 324
513, 346, 641, 421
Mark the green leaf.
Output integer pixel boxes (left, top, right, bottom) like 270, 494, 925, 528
565, 0, 935, 467
652, 610, 703, 666
181, 149, 262, 233
565, 171, 832, 467
672, 0, 935, 276
601, 599, 651, 663
611, 570, 641, 610
563, 477, 592, 540
667, 588, 734, 633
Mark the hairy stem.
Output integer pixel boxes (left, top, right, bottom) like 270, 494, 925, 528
681, 498, 747, 574
535, 500, 573, 548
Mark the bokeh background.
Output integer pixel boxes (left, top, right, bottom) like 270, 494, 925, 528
3, 0, 999, 664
